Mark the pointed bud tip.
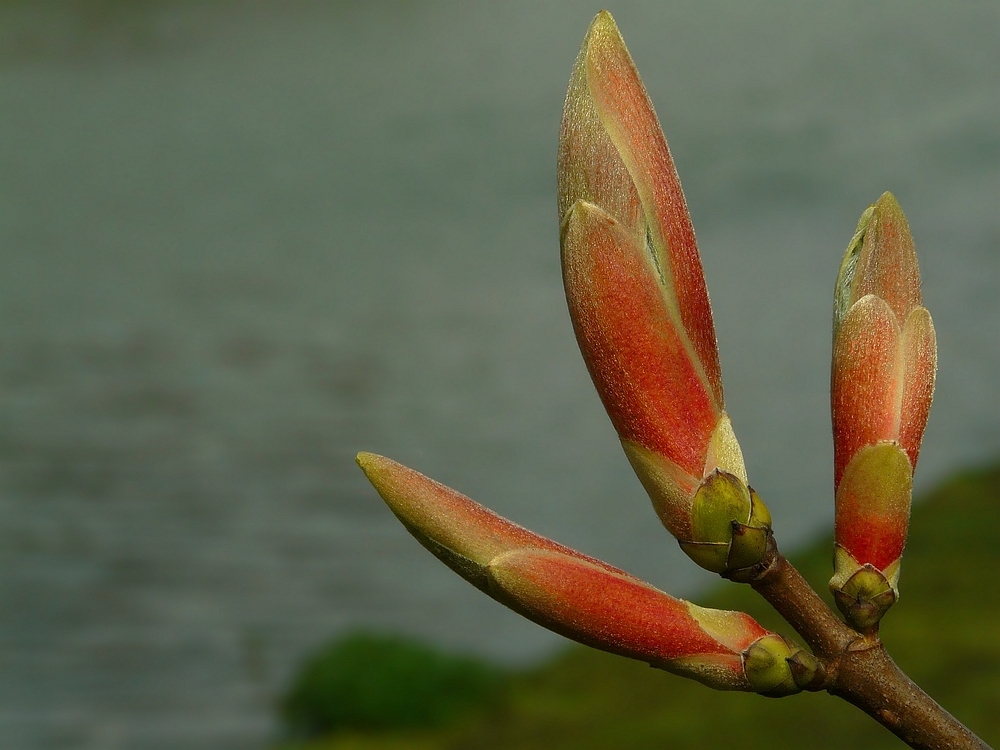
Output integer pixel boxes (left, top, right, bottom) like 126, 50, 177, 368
356, 451, 398, 491
581, 11, 628, 71
588, 10, 620, 38
874, 190, 901, 214
355, 450, 379, 473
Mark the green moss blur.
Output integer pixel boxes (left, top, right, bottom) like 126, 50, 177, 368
281, 464, 1000, 749
282, 632, 506, 738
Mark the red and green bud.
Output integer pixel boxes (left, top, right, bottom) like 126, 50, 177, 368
744, 634, 820, 697
357, 452, 808, 694
830, 193, 937, 630
679, 470, 773, 577
558, 12, 770, 575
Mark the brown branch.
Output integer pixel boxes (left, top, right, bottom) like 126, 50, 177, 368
747, 543, 854, 658
747, 546, 991, 750
834, 641, 990, 750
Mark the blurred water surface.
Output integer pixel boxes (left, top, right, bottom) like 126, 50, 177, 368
0, 1, 997, 748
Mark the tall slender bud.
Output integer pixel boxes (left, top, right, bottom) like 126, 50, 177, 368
830, 192, 937, 631
357, 452, 807, 694
558, 11, 770, 576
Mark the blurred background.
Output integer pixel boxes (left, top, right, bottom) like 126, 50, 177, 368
0, 1, 997, 748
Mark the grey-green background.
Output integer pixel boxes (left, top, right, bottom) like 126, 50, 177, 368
0, 1, 997, 748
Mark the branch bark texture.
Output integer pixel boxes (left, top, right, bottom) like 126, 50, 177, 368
750, 549, 990, 750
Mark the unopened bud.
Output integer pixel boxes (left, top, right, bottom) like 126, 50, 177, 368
743, 635, 809, 697
830, 544, 900, 632
679, 470, 772, 576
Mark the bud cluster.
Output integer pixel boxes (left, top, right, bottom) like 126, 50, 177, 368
356, 10, 940, 708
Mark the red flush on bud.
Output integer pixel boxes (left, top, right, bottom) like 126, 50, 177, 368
558, 12, 761, 561
830, 193, 937, 629
832, 193, 936, 490
357, 452, 793, 692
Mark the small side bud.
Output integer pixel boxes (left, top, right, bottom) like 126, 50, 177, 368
679, 471, 773, 576
727, 518, 771, 571
786, 650, 824, 691
830, 544, 900, 632
743, 635, 809, 697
